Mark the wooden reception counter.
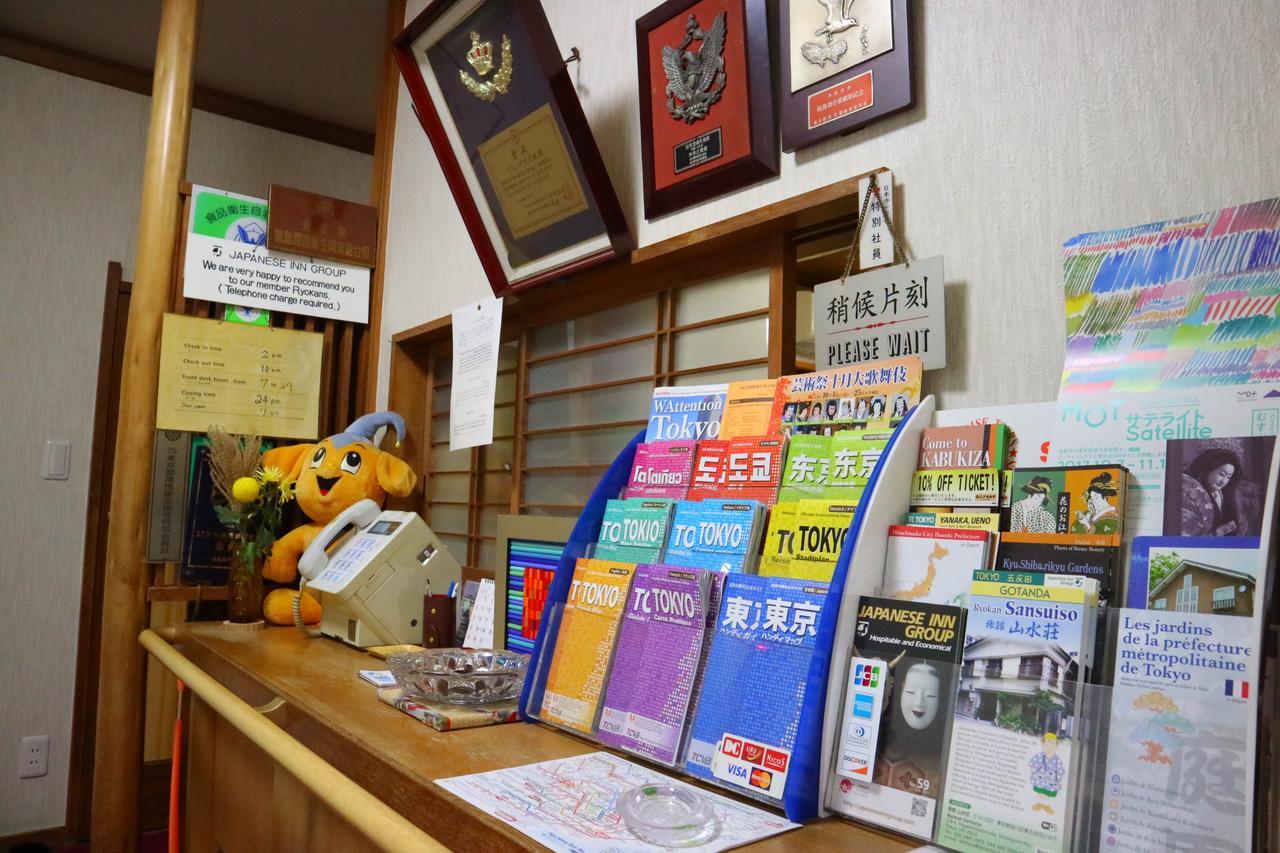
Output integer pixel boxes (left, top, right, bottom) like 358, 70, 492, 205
151, 623, 914, 852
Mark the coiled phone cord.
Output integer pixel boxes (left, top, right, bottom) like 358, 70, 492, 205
293, 580, 321, 637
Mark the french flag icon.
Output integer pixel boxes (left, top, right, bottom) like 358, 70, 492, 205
1225, 680, 1250, 699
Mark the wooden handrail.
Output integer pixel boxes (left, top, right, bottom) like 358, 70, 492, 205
138, 629, 449, 853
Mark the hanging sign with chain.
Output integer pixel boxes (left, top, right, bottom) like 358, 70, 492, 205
814, 172, 948, 370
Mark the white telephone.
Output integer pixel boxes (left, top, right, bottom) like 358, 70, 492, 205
297, 499, 462, 648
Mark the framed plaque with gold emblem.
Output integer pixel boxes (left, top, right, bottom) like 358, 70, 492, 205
637, 0, 778, 220
395, 0, 631, 296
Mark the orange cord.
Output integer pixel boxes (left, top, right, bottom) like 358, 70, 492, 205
169, 679, 185, 853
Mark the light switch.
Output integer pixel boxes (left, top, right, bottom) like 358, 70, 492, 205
43, 440, 70, 480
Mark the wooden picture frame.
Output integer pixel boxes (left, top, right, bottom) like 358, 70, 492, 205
637, 0, 778, 220
394, 0, 631, 297
779, 0, 913, 152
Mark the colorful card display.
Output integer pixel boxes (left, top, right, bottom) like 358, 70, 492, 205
880, 525, 991, 608
598, 565, 718, 765
540, 559, 636, 734
663, 499, 766, 574
909, 468, 1001, 507
687, 436, 786, 503
770, 357, 923, 435
827, 597, 966, 840
1007, 465, 1127, 537
644, 384, 727, 441
624, 440, 697, 500
593, 498, 674, 563
685, 575, 829, 802
719, 378, 783, 439
918, 424, 1009, 470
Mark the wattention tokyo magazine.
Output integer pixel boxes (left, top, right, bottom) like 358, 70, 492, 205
644, 384, 728, 441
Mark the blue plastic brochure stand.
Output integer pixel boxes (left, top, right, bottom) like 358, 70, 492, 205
518, 401, 931, 823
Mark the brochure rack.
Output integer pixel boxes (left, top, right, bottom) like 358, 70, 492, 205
813, 404, 1280, 851
811, 394, 936, 816
519, 399, 932, 821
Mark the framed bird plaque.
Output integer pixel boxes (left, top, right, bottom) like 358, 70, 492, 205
780, 0, 913, 152
395, 0, 631, 297
636, 0, 778, 220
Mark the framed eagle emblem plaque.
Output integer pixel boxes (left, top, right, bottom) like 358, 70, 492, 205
637, 0, 778, 220
780, 0, 913, 152
395, 0, 631, 297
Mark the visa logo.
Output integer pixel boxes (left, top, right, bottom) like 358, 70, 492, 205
728, 764, 750, 780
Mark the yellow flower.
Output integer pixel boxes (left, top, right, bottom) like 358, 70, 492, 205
255, 465, 287, 485
276, 478, 297, 504
231, 476, 260, 503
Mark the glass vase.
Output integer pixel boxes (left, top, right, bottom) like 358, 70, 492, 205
227, 551, 264, 624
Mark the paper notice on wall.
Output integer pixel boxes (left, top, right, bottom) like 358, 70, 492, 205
183, 185, 370, 323
450, 297, 503, 451
155, 313, 322, 439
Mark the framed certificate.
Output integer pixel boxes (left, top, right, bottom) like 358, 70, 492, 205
636, 0, 778, 220
395, 0, 631, 297
779, 0, 913, 152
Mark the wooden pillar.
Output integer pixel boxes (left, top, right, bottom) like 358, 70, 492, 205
767, 235, 797, 378
91, 0, 200, 849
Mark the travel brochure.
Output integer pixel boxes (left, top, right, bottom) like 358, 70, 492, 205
518, 280, 1276, 850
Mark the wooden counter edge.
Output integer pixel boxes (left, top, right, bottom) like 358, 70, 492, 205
162, 624, 915, 853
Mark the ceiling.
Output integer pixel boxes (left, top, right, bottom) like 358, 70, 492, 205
0, 0, 387, 133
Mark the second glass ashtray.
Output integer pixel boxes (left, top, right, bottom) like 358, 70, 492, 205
616, 783, 718, 848
386, 648, 530, 705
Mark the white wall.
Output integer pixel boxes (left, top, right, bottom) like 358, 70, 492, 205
0, 55, 370, 836
377, 0, 1280, 408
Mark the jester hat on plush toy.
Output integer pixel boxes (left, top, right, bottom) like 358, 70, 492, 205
264, 411, 417, 525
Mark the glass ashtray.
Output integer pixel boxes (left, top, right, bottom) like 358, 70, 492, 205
617, 783, 719, 848
386, 648, 530, 705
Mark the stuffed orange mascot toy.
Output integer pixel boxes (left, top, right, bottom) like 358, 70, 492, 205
259, 411, 417, 625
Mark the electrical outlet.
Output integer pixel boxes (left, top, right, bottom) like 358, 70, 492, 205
18, 735, 49, 779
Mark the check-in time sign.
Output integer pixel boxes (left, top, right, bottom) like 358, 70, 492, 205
184, 185, 370, 324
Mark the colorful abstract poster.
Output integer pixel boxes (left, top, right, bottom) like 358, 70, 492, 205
1060, 198, 1280, 394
